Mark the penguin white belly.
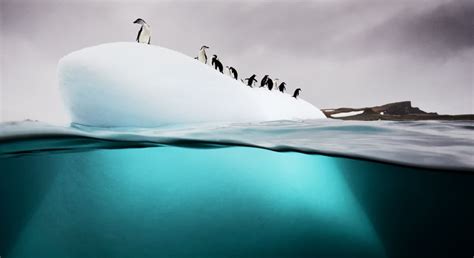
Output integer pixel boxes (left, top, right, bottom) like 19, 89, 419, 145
138, 25, 151, 43
225, 68, 232, 77
198, 50, 207, 64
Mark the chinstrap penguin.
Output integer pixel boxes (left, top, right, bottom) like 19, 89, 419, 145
278, 82, 286, 93
225, 66, 232, 77
260, 75, 269, 87
265, 78, 274, 90
245, 74, 258, 87
133, 18, 151, 44
292, 88, 302, 98
198, 45, 209, 64
211, 55, 224, 73
273, 78, 279, 90
228, 67, 238, 80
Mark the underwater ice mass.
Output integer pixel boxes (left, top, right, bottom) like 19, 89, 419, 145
58, 42, 326, 127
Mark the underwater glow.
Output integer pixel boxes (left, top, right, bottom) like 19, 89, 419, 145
3, 146, 385, 257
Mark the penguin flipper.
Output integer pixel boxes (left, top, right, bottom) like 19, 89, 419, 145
136, 27, 143, 42
148, 36, 151, 45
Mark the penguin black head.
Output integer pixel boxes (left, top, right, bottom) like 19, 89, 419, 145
213, 54, 217, 58
201, 45, 209, 50
133, 18, 147, 25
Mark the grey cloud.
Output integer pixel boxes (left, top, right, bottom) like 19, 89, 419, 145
1, 0, 473, 123
158, 0, 473, 60
354, 0, 474, 59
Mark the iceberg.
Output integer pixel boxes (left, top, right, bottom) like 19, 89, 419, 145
58, 42, 326, 127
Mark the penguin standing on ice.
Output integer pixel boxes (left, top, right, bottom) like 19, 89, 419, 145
228, 67, 238, 80
211, 55, 224, 73
267, 81, 274, 90
245, 74, 258, 87
133, 18, 151, 44
265, 77, 274, 90
225, 66, 232, 76
273, 78, 279, 90
292, 88, 302, 99
278, 82, 287, 93
198, 45, 209, 64
260, 75, 269, 87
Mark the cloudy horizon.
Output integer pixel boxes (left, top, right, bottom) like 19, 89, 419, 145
1, 0, 473, 124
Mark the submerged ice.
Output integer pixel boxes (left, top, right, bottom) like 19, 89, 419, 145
58, 42, 326, 127
2, 146, 385, 257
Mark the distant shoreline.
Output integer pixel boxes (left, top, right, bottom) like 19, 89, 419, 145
322, 101, 474, 121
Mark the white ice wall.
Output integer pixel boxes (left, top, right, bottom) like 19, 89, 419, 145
58, 42, 326, 127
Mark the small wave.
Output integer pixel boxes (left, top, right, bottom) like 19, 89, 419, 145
1, 120, 473, 171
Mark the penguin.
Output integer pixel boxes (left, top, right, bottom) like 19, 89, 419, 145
133, 18, 151, 44
278, 82, 286, 93
265, 77, 274, 90
225, 66, 232, 77
293, 88, 302, 99
211, 55, 224, 73
229, 67, 238, 80
211, 54, 217, 67
260, 75, 269, 87
273, 78, 280, 90
198, 45, 209, 64
215, 60, 224, 73
245, 74, 258, 87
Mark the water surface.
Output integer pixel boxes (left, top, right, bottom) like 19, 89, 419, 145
1, 120, 473, 257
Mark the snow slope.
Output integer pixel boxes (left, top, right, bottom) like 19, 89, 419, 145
58, 42, 326, 127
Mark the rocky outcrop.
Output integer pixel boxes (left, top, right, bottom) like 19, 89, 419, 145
322, 101, 473, 121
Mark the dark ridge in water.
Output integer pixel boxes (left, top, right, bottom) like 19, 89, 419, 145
1, 119, 473, 171
0, 135, 472, 173
1, 135, 472, 174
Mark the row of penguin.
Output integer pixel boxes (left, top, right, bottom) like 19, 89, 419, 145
134, 18, 302, 99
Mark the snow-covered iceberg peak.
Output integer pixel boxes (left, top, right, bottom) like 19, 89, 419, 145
58, 42, 326, 127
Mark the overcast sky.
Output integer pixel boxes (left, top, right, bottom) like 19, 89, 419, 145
1, 0, 473, 124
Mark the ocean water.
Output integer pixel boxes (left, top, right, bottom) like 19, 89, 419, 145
1, 120, 473, 257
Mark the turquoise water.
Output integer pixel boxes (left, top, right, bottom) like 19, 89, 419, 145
1, 120, 473, 257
